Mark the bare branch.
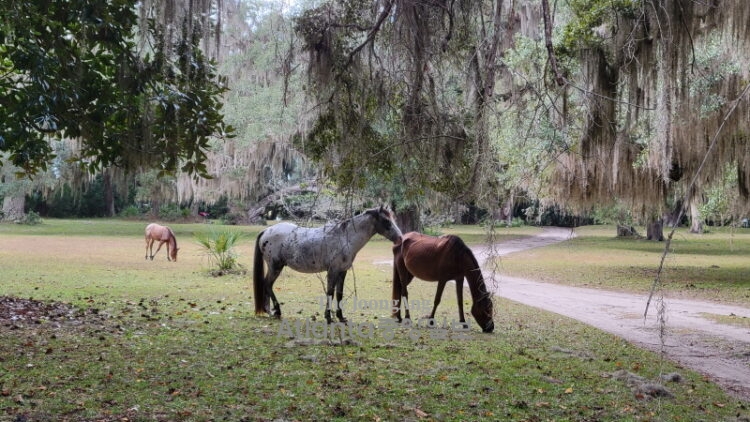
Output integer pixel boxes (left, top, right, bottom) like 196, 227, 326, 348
541, 0, 566, 87
343, 0, 394, 70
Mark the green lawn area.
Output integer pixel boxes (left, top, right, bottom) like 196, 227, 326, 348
0, 219, 747, 421
497, 225, 750, 306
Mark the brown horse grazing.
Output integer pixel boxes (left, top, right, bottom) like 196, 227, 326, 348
392, 232, 494, 333
145, 223, 179, 262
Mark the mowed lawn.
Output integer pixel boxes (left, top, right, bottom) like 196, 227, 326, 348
498, 225, 750, 307
0, 219, 748, 421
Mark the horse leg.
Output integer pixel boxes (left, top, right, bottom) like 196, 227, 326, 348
166, 242, 172, 262
429, 280, 448, 320
145, 238, 151, 260
393, 258, 413, 322
391, 264, 403, 321
455, 278, 467, 325
400, 273, 414, 322
153, 240, 166, 260
335, 271, 348, 323
324, 270, 346, 324
152, 241, 162, 259
265, 264, 284, 318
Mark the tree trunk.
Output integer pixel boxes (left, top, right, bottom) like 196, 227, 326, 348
689, 199, 703, 234
2, 195, 26, 222
501, 195, 514, 226
646, 218, 664, 241
663, 199, 683, 228
394, 205, 420, 234
104, 169, 116, 217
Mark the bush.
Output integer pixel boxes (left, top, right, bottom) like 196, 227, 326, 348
158, 204, 183, 221
119, 205, 142, 218
195, 229, 245, 275
17, 211, 42, 225
221, 213, 243, 225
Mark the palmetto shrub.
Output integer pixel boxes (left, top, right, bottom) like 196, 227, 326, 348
195, 229, 245, 275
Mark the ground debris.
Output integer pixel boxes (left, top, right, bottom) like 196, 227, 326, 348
0, 295, 105, 328
611, 369, 675, 400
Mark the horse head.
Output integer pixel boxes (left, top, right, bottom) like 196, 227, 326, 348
367, 206, 402, 243
471, 294, 495, 333
170, 247, 179, 262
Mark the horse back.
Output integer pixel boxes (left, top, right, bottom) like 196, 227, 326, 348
145, 223, 172, 241
399, 232, 466, 281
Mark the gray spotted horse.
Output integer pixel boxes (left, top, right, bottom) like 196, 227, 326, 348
253, 206, 402, 323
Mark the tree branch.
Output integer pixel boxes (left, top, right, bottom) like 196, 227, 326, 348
343, 0, 394, 70
541, 0, 566, 87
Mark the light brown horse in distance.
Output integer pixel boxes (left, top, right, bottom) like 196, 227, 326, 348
145, 223, 179, 262
392, 232, 494, 332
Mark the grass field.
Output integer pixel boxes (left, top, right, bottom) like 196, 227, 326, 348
497, 225, 750, 307
0, 219, 748, 421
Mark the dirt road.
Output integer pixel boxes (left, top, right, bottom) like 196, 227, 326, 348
476, 227, 750, 401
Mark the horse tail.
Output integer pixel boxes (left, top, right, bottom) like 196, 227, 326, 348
253, 230, 267, 315
391, 238, 411, 319
391, 242, 403, 317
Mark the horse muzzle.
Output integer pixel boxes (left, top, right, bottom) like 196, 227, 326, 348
482, 320, 495, 333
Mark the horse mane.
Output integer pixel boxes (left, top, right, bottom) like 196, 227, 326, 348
444, 235, 489, 299
444, 235, 479, 267
168, 227, 177, 248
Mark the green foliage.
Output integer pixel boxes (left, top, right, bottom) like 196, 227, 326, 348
15, 210, 42, 225
592, 203, 635, 225
119, 205, 142, 218
295, 106, 393, 191
699, 165, 738, 226
0, 0, 233, 177
559, 0, 639, 54
494, 32, 583, 202
689, 34, 742, 118
293, 0, 490, 204
158, 204, 185, 221
298, 111, 338, 162
195, 229, 244, 273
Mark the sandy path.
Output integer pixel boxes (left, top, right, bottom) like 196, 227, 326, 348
475, 227, 750, 401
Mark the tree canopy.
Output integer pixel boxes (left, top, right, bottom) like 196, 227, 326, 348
290, 0, 750, 223
0, 0, 233, 177
293, 0, 510, 210
550, 0, 750, 218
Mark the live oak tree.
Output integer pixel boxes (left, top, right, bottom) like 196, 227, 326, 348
289, 0, 750, 233
546, 0, 750, 233
0, 0, 232, 183
293, 0, 513, 230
